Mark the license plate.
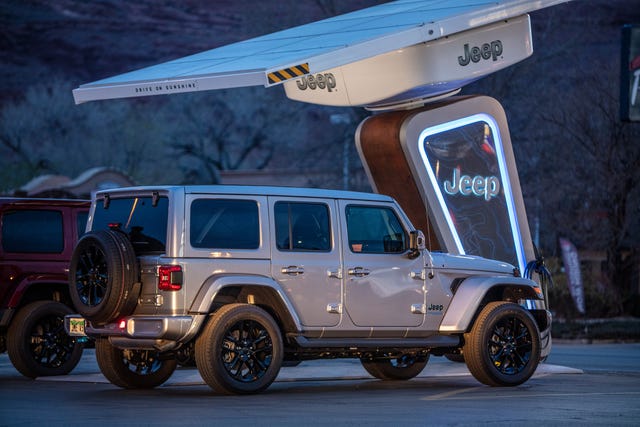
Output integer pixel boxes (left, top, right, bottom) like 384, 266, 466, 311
67, 317, 86, 336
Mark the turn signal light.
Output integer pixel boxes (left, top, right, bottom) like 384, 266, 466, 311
158, 265, 183, 291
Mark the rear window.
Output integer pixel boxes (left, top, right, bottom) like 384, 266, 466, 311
1, 210, 64, 253
92, 196, 168, 253
190, 199, 259, 249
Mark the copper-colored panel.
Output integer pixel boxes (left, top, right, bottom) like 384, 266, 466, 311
358, 109, 441, 250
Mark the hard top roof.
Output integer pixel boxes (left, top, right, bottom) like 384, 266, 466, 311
0, 197, 90, 208
94, 185, 395, 202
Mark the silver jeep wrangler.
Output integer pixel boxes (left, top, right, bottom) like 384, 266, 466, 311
66, 185, 550, 394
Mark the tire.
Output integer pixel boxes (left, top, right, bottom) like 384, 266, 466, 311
7, 301, 84, 378
95, 338, 177, 389
195, 303, 283, 395
464, 301, 541, 387
361, 353, 429, 380
69, 230, 139, 324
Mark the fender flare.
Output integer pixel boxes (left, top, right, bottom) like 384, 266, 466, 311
439, 276, 542, 333
189, 274, 302, 331
8, 276, 69, 307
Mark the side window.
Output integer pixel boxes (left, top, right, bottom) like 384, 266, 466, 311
191, 199, 259, 249
345, 205, 406, 254
1, 210, 64, 253
275, 202, 330, 252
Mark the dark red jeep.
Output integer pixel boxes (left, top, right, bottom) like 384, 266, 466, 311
0, 197, 89, 377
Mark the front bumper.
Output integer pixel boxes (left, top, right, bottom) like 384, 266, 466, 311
538, 309, 553, 359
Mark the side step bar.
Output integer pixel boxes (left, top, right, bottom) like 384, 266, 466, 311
292, 335, 460, 349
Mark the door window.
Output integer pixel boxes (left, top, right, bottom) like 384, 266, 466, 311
345, 205, 406, 253
274, 202, 330, 252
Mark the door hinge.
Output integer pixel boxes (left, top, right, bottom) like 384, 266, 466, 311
411, 303, 426, 314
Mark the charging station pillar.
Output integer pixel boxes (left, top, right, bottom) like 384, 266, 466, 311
356, 95, 534, 273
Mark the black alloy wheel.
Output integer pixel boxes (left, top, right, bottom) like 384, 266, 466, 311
69, 230, 139, 324
464, 301, 540, 386
95, 338, 177, 389
361, 353, 429, 380
7, 301, 84, 378
74, 241, 108, 307
196, 303, 283, 394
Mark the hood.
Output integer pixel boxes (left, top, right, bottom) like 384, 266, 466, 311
429, 252, 516, 275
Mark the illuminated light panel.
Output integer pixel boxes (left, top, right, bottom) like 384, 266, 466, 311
417, 113, 525, 273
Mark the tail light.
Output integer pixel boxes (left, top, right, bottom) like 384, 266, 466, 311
158, 265, 183, 291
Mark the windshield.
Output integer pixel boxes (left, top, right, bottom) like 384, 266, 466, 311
92, 196, 169, 254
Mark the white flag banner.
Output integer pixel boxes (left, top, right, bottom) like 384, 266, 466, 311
559, 237, 586, 315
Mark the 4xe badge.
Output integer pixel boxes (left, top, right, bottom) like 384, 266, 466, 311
458, 40, 503, 66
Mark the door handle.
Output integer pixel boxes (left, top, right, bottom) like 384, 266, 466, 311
348, 267, 370, 277
281, 266, 304, 276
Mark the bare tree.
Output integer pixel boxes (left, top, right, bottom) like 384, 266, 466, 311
164, 89, 294, 184
538, 68, 640, 312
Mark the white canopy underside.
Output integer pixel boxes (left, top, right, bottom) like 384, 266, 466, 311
73, 0, 568, 104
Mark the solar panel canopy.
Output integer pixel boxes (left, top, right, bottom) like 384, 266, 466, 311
72, 0, 570, 106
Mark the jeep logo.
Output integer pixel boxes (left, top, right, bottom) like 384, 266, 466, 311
296, 73, 336, 92
457, 40, 503, 66
443, 168, 500, 201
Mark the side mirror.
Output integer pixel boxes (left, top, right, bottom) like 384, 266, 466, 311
408, 230, 425, 259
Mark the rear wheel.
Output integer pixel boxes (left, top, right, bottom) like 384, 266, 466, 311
195, 304, 283, 395
7, 301, 84, 378
95, 338, 177, 389
69, 230, 139, 324
361, 353, 429, 380
464, 302, 540, 386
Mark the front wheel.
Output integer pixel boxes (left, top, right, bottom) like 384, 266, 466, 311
95, 338, 177, 389
7, 301, 84, 378
361, 353, 429, 380
195, 303, 283, 395
464, 302, 541, 386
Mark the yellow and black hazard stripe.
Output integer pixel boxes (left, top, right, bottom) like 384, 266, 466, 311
267, 63, 310, 84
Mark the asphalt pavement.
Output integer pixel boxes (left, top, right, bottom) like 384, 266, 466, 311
2, 343, 639, 427
2, 346, 583, 387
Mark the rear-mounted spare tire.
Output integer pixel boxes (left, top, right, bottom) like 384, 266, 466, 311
69, 230, 140, 325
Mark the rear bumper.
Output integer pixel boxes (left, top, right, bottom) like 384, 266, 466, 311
65, 314, 205, 350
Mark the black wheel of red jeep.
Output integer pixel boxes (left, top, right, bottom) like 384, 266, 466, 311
69, 230, 139, 324
7, 301, 84, 378
361, 353, 429, 380
95, 338, 177, 389
195, 304, 283, 395
463, 301, 541, 386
